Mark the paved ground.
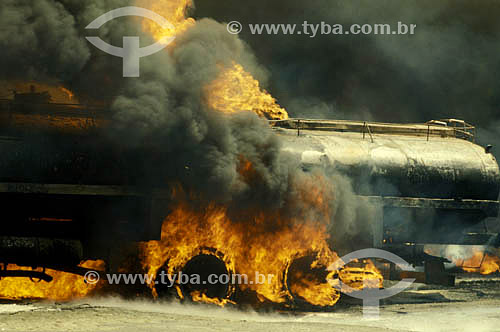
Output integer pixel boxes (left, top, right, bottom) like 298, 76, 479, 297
1, 275, 500, 332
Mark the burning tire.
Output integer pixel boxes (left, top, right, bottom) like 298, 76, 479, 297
283, 254, 340, 308
155, 248, 235, 304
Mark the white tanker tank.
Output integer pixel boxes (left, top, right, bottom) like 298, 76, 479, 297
272, 118, 500, 250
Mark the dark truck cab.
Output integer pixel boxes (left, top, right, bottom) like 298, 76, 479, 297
0, 93, 169, 278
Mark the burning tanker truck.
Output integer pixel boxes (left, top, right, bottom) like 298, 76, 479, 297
0, 88, 499, 305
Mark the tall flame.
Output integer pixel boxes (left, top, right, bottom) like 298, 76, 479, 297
205, 62, 289, 120
137, 0, 195, 42
136, 0, 288, 120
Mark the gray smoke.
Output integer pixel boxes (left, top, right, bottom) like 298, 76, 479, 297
0, 0, 145, 99
107, 18, 293, 211
0, 0, 90, 81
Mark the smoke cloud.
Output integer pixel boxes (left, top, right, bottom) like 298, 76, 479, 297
0, 0, 90, 81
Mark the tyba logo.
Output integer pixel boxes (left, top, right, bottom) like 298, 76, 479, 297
85, 7, 175, 77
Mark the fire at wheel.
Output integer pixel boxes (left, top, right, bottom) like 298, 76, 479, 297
282, 252, 385, 308
154, 247, 236, 305
181, 254, 231, 300
283, 254, 340, 308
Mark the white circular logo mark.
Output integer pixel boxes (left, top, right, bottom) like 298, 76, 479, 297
84, 270, 100, 284
227, 21, 243, 34
328, 248, 416, 319
85, 7, 176, 77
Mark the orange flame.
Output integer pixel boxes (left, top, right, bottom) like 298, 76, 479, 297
0, 260, 105, 300
205, 62, 289, 120
137, 0, 195, 43
336, 259, 384, 292
190, 290, 236, 307
456, 251, 500, 274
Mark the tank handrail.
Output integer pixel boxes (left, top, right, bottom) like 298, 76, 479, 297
435, 119, 475, 142
271, 118, 476, 142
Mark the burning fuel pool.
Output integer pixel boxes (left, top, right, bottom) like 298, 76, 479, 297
1, 274, 500, 332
